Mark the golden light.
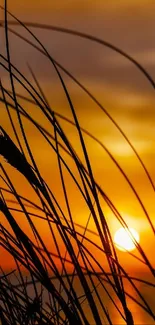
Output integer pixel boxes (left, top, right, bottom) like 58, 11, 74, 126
114, 227, 140, 252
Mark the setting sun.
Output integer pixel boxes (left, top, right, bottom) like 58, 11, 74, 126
114, 227, 140, 252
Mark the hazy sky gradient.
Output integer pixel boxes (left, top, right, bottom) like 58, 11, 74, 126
0, 0, 155, 269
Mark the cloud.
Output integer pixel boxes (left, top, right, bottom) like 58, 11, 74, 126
103, 50, 155, 68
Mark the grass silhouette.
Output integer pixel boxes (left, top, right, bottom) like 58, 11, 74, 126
0, 1, 155, 324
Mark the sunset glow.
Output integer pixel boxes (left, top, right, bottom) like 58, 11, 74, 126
114, 227, 140, 252
0, 1, 155, 323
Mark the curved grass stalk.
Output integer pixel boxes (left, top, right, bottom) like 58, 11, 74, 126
0, 2, 155, 325
0, 9, 155, 195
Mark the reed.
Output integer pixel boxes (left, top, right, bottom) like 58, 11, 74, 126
0, 1, 155, 324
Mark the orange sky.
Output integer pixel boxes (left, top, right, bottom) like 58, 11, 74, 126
0, 0, 155, 272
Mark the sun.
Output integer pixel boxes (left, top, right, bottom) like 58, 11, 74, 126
114, 227, 140, 252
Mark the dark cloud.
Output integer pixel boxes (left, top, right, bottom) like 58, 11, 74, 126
1, 1, 155, 93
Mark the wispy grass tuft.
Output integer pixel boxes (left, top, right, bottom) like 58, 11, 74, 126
0, 2, 155, 325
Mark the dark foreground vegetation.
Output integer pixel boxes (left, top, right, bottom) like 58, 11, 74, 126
0, 1, 155, 324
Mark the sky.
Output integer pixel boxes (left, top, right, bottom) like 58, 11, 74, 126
0, 0, 155, 272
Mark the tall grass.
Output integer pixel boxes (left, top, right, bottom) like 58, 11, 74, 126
0, 1, 155, 324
